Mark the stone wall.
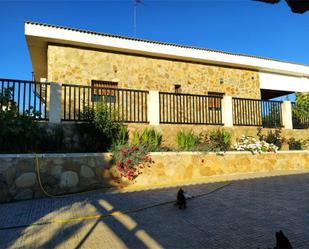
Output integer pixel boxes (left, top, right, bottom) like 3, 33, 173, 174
47, 45, 260, 99
1, 151, 308, 203
134, 151, 309, 186
0, 153, 112, 203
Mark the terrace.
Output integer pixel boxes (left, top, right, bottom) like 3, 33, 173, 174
0, 77, 308, 129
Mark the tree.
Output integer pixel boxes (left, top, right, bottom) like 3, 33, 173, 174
293, 93, 309, 119
255, 0, 309, 14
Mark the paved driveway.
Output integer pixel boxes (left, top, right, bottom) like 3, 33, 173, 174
1, 173, 309, 249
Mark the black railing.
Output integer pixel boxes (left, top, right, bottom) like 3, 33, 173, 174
0, 78, 49, 120
292, 102, 309, 129
62, 84, 148, 123
233, 98, 282, 128
159, 92, 223, 125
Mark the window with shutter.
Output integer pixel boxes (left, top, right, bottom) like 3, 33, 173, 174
208, 92, 224, 110
91, 80, 118, 103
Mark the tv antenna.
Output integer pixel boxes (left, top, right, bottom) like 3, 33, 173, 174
133, 0, 145, 37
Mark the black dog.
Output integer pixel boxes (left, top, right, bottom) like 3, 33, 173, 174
176, 188, 186, 209
274, 230, 293, 249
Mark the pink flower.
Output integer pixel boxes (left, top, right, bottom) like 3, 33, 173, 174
116, 161, 123, 167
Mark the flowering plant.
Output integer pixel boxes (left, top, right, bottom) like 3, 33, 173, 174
111, 144, 153, 181
234, 135, 278, 154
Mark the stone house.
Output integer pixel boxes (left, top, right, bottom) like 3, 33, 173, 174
25, 21, 309, 99
24, 21, 309, 146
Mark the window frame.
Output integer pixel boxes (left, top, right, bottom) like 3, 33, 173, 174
208, 92, 224, 111
174, 84, 182, 94
91, 80, 118, 103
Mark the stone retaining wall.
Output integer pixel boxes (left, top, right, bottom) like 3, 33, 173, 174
0, 151, 308, 203
0, 153, 112, 203
134, 151, 309, 186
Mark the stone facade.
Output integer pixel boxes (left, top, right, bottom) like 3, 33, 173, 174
1, 151, 308, 203
47, 44, 260, 99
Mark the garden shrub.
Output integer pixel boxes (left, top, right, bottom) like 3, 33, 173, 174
176, 130, 199, 151
288, 138, 303, 150
208, 129, 231, 152
112, 125, 129, 147
257, 128, 283, 150
132, 128, 162, 152
0, 88, 128, 153
79, 102, 128, 151
111, 144, 153, 181
0, 88, 44, 153
93, 102, 121, 142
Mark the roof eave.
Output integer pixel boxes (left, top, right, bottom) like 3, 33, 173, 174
25, 22, 309, 79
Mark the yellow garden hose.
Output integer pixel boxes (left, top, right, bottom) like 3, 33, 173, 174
35, 154, 111, 198
35, 155, 57, 198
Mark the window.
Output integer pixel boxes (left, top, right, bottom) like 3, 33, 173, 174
91, 80, 118, 103
208, 92, 224, 110
175, 84, 182, 94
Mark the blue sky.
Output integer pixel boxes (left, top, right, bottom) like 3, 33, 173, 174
0, 0, 309, 81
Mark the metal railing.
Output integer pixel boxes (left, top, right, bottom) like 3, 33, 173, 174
62, 84, 148, 123
233, 98, 282, 128
292, 102, 309, 129
0, 78, 49, 120
159, 92, 223, 125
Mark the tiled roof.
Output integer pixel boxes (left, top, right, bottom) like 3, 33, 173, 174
24, 21, 309, 67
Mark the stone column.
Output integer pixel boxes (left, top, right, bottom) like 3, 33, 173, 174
148, 90, 160, 125
49, 82, 62, 124
222, 95, 233, 127
281, 101, 293, 129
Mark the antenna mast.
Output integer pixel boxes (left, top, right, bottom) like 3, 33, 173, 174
133, 0, 137, 37
133, 0, 143, 37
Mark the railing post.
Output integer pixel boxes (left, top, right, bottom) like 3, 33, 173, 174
49, 82, 62, 124
281, 101, 293, 129
148, 90, 160, 125
222, 96, 233, 127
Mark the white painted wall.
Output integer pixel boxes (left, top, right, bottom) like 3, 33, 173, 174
259, 72, 309, 93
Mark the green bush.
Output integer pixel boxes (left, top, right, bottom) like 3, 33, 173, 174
0, 88, 128, 153
80, 102, 128, 151
257, 128, 283, 150
208, 129, 231, 152
0, 88, 44, 153
176, 130, 199, 151
112, 125, 129, 147
132, 128, 162, 152
288, 138, 303, 150
93, 102, 120, 141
